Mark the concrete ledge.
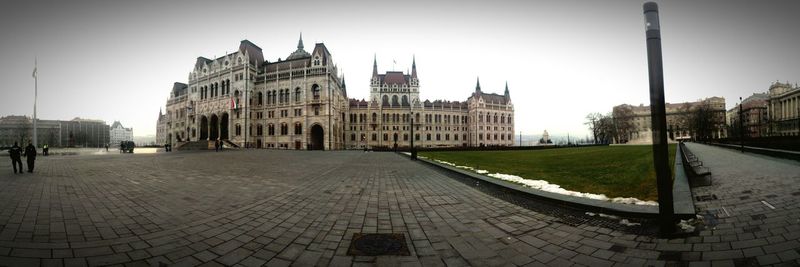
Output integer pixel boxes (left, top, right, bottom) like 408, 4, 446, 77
405, 151, 696, 219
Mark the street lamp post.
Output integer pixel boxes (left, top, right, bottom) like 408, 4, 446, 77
643, 2, 675, 235
739, 96, 744, 152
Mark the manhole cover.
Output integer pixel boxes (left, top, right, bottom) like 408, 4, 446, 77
347, 233, 410, 256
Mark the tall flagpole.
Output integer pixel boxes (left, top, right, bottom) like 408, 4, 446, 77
33, 58, 38, 148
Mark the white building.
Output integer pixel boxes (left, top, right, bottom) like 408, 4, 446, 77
109, 121, 133, 146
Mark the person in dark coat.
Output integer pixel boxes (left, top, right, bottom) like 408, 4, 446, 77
9, 142, 23, 174
23, 141, 36, 173
214, 139, 220, 152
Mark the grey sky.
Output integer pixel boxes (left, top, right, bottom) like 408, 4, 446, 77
1, 0, 799, 137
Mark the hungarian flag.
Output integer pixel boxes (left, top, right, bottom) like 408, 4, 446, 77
230, 96, 237, 109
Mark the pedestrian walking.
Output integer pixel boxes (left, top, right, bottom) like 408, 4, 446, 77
8, 142, 23, 174
214, 139, 220, 152
43, 144, 49, 156
105, 144, 109, 152
24, 141, 36, 173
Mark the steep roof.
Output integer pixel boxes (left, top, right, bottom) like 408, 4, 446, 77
172, 82, 189, 97
195, 57, 212, 70
239, 40, 264, 66
377, 71, 411, 85
310, 43, 332, 66
470, 91, 509, 105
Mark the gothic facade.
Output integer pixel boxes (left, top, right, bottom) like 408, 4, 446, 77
158, 35, 514, 150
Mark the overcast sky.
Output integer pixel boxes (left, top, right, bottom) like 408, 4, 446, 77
1, 0, 798, 137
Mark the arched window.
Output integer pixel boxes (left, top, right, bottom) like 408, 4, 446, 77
295, 87, 301, 102
295, 123, 302, 135
382, 95, 389, 106
235, 124, 241, 136
226, 80, 230, 94
256, 124, 263, 136
415, 113, 420, 122
214, 82, 219, 97
268, 124, 275, 136
312, 84, 320, 100
494, 113, 498, 123
372, 113, 377, 122
258, 92, 263, 105
392, 95, 399, 106
402, 95, 408, 106
281, 123, 288, 135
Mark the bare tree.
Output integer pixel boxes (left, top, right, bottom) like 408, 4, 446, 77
612, 105, 635, 143
584, 112, 603, 144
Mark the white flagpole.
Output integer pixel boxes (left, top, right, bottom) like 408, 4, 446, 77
33, 58, 38, 148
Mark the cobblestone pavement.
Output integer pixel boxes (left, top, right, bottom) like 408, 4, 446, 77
0, 147, 798, 267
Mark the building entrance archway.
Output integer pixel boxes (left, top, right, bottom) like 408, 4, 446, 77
310, 124, 324, 150
199, 116, 209, 140
220, 113, 229, 140
210, 114, 219, 140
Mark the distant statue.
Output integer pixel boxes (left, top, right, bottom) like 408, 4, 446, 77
539, 130, 553, 145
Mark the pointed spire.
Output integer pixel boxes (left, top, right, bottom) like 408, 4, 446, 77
297, 32, 304, 50
341, 74, 347, 89
372, 54, 378, 78
475, 77, 481, 93
411, 55, 417, 78
504, 81, 509, 98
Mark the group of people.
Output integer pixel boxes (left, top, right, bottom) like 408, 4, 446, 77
7, 141, 37, 174
214, 138, 223, 152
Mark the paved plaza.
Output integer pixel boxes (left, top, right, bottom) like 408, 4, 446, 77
0, 144, 798, 266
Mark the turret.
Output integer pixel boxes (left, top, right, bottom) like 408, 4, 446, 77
475, 77, 481, 93
504, 81, 510, 98
372, 54, 378, 78
411, 55, 417, 79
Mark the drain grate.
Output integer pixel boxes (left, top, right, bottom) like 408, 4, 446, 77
347, 233, 410, 256
609, 244, 627, 253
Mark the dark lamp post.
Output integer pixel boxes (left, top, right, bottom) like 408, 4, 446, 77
643, 2, 675, 235
739, 96, 744, 152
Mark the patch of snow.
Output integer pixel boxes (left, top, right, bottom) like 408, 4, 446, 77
619, 219, 641, 226
677, 219, 695, 232
433, 159, 658, 206
598, 213, 619, 220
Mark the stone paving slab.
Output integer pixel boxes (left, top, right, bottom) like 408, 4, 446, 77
0, 146, 798, 266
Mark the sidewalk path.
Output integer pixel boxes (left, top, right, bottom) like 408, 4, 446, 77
0, 148, 797, 266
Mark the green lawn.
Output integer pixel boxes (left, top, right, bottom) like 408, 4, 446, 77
420, 145, 676, 201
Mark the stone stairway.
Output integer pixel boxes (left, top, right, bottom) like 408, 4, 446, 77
177, 141, 214, 151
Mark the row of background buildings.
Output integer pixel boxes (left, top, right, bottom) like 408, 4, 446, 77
609, 80, 799, 143
0, 116, 133, 148
728, 81, 800, 138
156, 35, 514, 150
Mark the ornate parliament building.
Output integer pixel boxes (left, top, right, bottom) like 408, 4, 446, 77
157, 35, 514, 150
